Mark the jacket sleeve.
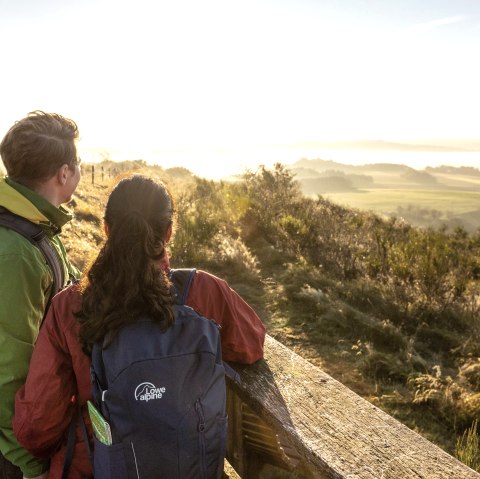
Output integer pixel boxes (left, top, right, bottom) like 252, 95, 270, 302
53, 235, 81, 283
0, 250, 50, 478
186, 271, 266, 364
13, 296, 77, 462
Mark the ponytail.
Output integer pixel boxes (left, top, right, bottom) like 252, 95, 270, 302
77, 175, 175, 355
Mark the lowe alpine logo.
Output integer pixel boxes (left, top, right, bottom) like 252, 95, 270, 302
134, 382, 166, 402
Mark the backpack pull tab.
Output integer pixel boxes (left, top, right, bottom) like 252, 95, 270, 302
195, 399, 206, 432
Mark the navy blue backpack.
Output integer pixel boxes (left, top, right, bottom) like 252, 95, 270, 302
89, 269, 229, 479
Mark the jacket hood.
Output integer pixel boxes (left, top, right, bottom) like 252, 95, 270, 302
0, 178, 48, 224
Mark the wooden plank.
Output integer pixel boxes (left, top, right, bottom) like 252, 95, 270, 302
226, 387, 246, 476
242, 404, 302, 468
224, 459, 241, 479
229, 334, 480, 479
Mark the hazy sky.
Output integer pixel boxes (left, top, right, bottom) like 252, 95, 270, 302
1, 0, 479, 175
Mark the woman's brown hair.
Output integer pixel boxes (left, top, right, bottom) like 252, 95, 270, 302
77, 174, 175, 355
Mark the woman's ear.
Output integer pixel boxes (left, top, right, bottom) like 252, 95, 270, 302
104, 222, 109, 237
165, 222, 173, 243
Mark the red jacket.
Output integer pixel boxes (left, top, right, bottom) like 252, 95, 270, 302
14, 268, 265, 479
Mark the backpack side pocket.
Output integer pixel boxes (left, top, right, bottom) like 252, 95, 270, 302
93, 436, 129, 479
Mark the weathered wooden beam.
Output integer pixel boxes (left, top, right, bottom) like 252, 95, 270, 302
228, 334, 480, 479
227, 388, 247, 477
224, 459, 241, 479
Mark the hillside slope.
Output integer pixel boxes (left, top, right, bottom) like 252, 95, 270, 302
63, 161, 480, 469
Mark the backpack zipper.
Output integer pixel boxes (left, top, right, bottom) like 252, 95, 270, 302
195, 399, 207, 479
131, 442, 140, 479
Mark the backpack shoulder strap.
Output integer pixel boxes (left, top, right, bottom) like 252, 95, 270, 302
169, 267, 241, 384
0, 206, 65, 299
91, 342, 108, 405
169, 268, 196, 305
61, 403, 93, 479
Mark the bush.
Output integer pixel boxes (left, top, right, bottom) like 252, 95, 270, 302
459, 360, 480, 390
213, 233, 259, 277
414, 325, 462, 355
360, 350, 412, 382
407, 367, 476, 431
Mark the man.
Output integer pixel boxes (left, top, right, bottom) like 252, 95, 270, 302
0, 111, 81, 479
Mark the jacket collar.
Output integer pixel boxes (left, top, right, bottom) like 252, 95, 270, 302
0, 177, 72, 234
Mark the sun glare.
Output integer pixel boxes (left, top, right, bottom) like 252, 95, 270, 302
1, 0, 480, 177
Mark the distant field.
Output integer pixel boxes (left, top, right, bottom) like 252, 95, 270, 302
323, 188, 480, 215
322, 188, 480, 231
435, 172, 480, 188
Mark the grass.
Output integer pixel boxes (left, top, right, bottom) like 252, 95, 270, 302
456, 420, 480, 472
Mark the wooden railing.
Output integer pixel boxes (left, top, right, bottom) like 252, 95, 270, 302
223, 335, 480, 479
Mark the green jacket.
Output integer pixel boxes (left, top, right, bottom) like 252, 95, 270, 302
0, 177, 79, 478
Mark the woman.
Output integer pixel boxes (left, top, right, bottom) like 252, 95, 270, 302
13, 175, 265, 478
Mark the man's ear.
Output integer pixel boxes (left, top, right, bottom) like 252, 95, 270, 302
56, 164, 70, 186
104, 222, 109, 237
